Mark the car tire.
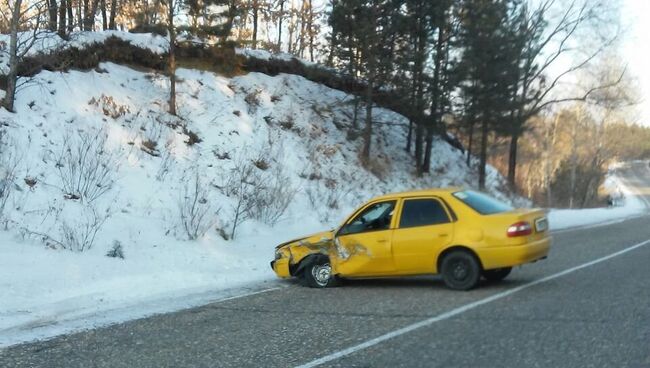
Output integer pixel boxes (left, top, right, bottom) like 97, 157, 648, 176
482, 267, 512, 282
301, 255, 338, 288
440, 250, 481, 291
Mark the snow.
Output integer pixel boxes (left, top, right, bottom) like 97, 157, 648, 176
547, 170, 647, 230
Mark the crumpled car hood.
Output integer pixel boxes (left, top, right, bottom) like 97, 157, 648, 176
275, 230, 334, 250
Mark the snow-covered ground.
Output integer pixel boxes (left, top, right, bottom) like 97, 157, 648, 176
1, 32, 646, 348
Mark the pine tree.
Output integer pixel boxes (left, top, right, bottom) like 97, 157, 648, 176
329, 0, 398, 162
456, 0, 522, 189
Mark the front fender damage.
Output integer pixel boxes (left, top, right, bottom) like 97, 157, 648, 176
281, 234, 371, 277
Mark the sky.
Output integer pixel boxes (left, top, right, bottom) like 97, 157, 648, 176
621, 0, 650, 125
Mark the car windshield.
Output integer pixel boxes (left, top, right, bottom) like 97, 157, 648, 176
452, 190, 513, 215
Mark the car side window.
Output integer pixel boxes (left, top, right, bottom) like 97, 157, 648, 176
342, 201, 396, 235
399, 198, 450, 228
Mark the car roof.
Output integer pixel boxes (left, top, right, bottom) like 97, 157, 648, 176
370, 187, 463, 201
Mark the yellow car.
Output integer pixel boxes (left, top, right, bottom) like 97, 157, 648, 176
271, 188, 551, 290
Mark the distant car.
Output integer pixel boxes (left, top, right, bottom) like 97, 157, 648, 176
271, 188, 551, 290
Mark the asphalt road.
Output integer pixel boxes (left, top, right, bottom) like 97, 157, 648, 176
2, 166, 650, 368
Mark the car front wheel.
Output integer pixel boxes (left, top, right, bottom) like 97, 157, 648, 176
440, 250, 481, 291
301, 255, 337, 288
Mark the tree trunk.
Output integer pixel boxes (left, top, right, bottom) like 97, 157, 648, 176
101, 0, 107, 30
422, 128, 434, 173
90, 0, 99, 30
168, 0, 177, 115
252, 0, 259, 49
568, 107, 581, 208
48, 0, 58, 31
78, 0, 84, 30
507, 133, 518, 190
406, 120, 413, 153
361, 74, 374, 162
277, 0, 285, 51
308, 0, 314, 62
415, 123, 423, 175
287, 11, 294, 54
423, 10, 448, 174
67, 0, 74, 31
545, 115, 560, 207
466, 122, 473, 167
58, 0, 67, 37
478, 117, 488, 190
109, 0, 117, 29
3, 0, 22, 113
297, 0, 306, 57
351, 96, 360, 130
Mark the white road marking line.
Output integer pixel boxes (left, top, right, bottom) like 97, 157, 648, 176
295, 238, 650, 368
208, 286, 283, 304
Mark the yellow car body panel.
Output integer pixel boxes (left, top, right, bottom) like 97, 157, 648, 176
271, 188, 551, 280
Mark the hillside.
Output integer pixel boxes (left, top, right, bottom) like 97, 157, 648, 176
0, 32, 512, 345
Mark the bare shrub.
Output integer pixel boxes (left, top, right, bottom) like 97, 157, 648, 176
106, 240, 125, 259
88, 94, 130, 119
250, 165, 296, 226
59, 205, 110, 252
55, 128, 119, 203
183, 127, 202, 146
244, 88, 263, 114
252, 157, 270, 171
21, 203, 111, 252
0, 130, 20, 223
224, 149, 297, 239
179, 170, 219, 240
139, 118, 164, 156
279, 116, 295, 130
224, 157, 260, 239
156, 143, 175, 182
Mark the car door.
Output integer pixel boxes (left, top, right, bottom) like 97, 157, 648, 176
391, 197, 454, 274
333, 200, 397, 276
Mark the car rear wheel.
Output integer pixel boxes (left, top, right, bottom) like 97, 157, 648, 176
301, 255, 338, 288
440, 250, 481, 291
482, 267, 512, 282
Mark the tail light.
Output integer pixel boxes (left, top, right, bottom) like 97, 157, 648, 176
507, 221, 532, 237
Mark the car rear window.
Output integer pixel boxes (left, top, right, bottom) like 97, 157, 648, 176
452, 190, 513, 215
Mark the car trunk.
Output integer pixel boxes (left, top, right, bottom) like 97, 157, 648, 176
485, 208, 549, 246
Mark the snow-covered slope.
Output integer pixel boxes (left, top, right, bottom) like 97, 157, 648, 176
0, 40, 511, 345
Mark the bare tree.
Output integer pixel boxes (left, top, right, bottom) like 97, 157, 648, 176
166, 0, 177, 115
275, 0, 285, 51
2, 0, 48, 112
505, 0, 623, 189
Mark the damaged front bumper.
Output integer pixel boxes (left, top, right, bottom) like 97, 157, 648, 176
270, 258, 291, 278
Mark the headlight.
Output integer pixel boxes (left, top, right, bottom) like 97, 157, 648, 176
275, 250, 283, 260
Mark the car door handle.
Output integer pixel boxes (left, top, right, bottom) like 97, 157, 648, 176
439, 233, 449, 237
377, 239, 388, 243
